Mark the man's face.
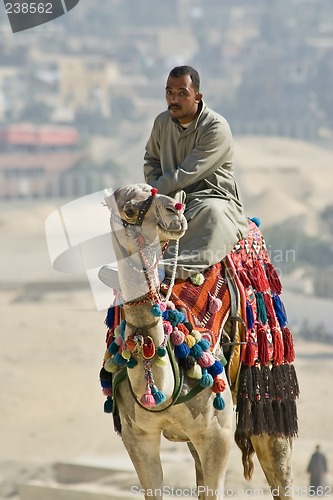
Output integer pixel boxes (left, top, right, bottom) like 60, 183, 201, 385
165, 74, 202, 125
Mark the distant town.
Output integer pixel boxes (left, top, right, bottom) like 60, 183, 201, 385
0, 0, 332, 199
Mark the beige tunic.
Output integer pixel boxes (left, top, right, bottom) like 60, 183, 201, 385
144, 101, 249, 278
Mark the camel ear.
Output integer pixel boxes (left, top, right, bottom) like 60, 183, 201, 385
104, 189, 114, 210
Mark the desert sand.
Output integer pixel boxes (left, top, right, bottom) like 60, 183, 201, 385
1, 182, 333, 498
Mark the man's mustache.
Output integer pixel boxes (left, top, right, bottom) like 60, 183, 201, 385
168, 105, 181, 110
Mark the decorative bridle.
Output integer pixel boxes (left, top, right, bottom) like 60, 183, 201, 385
109, 187, 183, 305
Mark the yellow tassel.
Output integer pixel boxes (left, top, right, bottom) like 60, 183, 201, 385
104, 358, 119, 373
184, 335, 196, 348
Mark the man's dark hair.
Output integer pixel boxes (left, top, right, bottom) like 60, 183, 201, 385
168, 66, 200, 92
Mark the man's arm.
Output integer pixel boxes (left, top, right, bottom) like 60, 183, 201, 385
150, 119, 232, 195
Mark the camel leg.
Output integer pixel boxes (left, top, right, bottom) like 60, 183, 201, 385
250, 435, 294, 500
190, 425, 233, 499
121, 422, 163, 500
187, 442, 205, 500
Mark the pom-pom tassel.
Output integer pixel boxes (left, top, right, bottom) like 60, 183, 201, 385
271, 327, 284, 365
212, 376, 226, 393
104, 306, 115, 329
248, 260, 269, 292
104, 397, 113, 413
256, 324, 270, 366
282, 326, 295, 363
246, 301, 255, 330
200, 368, 214, 388
151, 386, 166, 405
263, 293, 277, 328
151, 304, 163, 317
244, 339, 256, 366
272, 294, 288, 328
213, 393, 225, 410
140, 388, 156, 407
265, 262, 282, 295
255, 292, 268, 325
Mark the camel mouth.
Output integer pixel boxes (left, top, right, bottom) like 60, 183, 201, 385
157, 222, 186, 240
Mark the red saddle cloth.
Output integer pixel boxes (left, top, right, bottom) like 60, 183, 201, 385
164, 263, 230, 349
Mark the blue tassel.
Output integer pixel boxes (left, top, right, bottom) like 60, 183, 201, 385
200, 368, 214, 388
174, 343, 190, 359
272, 293, 288, 327
207, 360, 223, 377
255, 292, 267, 325
249, 216, 261, 227
100, 379, 112, 389
113, 352, 127, 366
197, 339, 210, 351
151, 386, 166, 405
213, 393, 225, 410
246, 301, 255, 329
167, 310, 186, 326
104, 307, 115, 329
108, 341, 120, 354
104, 397, 113, 413
190, 343, 203, 360
151, 304, 163, 317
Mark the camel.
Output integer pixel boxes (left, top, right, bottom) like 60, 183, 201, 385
101, 183, 296, 500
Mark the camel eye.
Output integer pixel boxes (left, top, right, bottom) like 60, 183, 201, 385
123, 206, 136, 218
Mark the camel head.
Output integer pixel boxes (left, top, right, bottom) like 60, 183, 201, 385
104, 184, 187, 250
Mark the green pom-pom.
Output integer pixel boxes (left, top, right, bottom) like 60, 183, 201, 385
108, 341, 120, 354
190, 343, 203, 360
104, 397, 113, 413
190, 273, 205, 286
197, 339, 210, 351
126, 357, 138, 368
158, 346, 167, 357
200, 368, 213, 388
151, 304, 163, 317
213, 393, 225, 410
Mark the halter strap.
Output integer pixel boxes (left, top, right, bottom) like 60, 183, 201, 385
110, 194, 155, 228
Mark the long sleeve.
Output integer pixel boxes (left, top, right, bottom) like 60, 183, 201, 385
151, 119, 232, 195
143, 119, 162, 185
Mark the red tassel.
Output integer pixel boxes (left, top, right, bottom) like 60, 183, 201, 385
265, 262, 282, 294
247, 261, 269, 292
238, 268, 251, 288
271, 327, 284, 365
244, 339, 256, 366
257, 324, 270, 365
263, 293, 277, 328
282, 327, 295, 363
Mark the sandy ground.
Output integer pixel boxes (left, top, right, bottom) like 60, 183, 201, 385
1, 201, 333, 499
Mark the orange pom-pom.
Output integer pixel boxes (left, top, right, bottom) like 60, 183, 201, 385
178, 323, 189, 336
212, 376, 226, 393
